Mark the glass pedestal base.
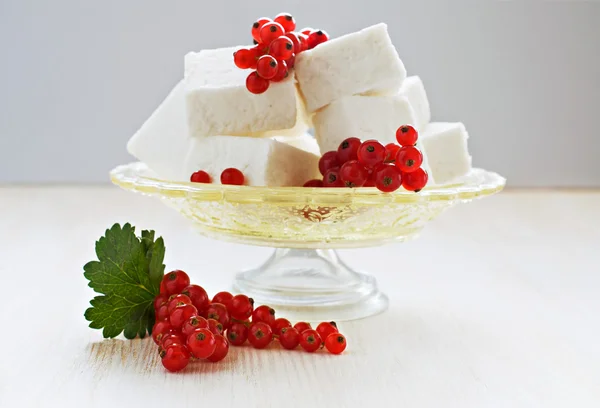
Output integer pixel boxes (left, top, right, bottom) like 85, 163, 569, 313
233, 249, 389, 321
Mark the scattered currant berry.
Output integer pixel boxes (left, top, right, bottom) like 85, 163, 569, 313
206, 303, 231, 329
322, 167, 344, 187
318, 151, 340, 176
299, 329, 322, 352
233, 48, 254, 70
284, 32, 302, 54
161, 332, 185, 350
298, 32, 309, 51
160, 344, 190, 372
337, 137, 361, 164
221, 168, 245, 185
252, 305, 276, 327
325, 333, 347, 354
274, 13, 296, 32
384, 143, 401, 163
396, 125, 418, 146
169, 304, 198, 329
279, 327, 300, 350
293, 322, 312, 333
161, 270, 190, 296
187, 328, 217, 359
402, 168, 428, 192
285, 54, 295, 69
340, 160, 369, 187
316, 321, 338, 341
256, 55, 279, 80
272, 318, 292, 336
248, 322, 273, 349
182, 316, 209, 336
167, 294, 192, 314
206, 334, 229, 362
228, 294, 254, 320
269, 36, 294, 60
374, 164, 403, 193
357, 140, 386, 168
181, 285, 210, 315
227, 322, 249, 346
270, 60, 289, 82
395, 146, 423, 173
259, 22, 285, 45
251, 17, 271, 43
152, 320, 173, 345
208, 318, 225, 336
212, 292, 234, 309
154, 294, 169, 311
300, 27, 314, 35
156, 304, 170, 322
190, 170, 211, 183
303, 179, 323, 188
246, 71, 270, 94
307, 30, 329, 49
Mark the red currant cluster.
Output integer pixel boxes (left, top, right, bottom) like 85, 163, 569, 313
153, 270, 347, 372
190, 167, 245, 185
234, 13, 329, 94
304, 125, 429, 193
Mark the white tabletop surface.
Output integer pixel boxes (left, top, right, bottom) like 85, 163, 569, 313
0, 186, 599, 407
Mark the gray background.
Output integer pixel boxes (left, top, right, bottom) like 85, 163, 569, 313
1, 0, 599, 186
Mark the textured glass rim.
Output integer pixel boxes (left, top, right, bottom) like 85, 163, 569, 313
110, 162, 506, 204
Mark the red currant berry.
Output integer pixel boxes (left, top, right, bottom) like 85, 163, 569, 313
316, 321, 338, 341
206, 303, 231, 329
300, 27, 314, 36
395, 146, 423, 173
154, 294, 169, 311
357, 140, 386, 168
307, 30, 329, 49
384, 143, 400, 163
396, 125, 418, 146
182, 315, 209, 337
206, 334, 229, 362
284, 32, 302, 54
169, 304, 198, 329
269, 36, 294, 60
299, 329, 322, 352
340, 160, 369, 187
279, 327, 300, 350
259, 22, 285, 45
274, 13, 296, 32
221, 168, 245, 185
303, 179, 323, 188
337, 137, 361, 164
374, 164, 403, 193
270, 60, 289, 82
325, 333, 347, 354
402, 168, 428, 192
246, 71, 270, 94
156, 304, 169, 321
298, 33, 309, 51
248, 44, 267, 69
212, 292, 234, 309
227, 322, 249, 346
181, 285, 210, 315
186, 328, 216, 359
256, 55, 279, 80
248, 322, 273, 349
208, 318, 224, 336
272, 318, 292, 336
228, 294, 254, 320
251, 17, 271, 43
167, 294, 192, 314
233, 48, 254, 70
285, 54, 295, 69
252, 305, 276, 327
293, 322, 312, 333
161, 332, 185, 350
160, 344, 190, 372
160, 270, 190, 296
322, 167, 344, 187
318, 151, 340, 176
152, 320, 173, 345
364, 174, 376, 187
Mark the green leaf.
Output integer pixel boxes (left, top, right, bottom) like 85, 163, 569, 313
83, 223, 166, 339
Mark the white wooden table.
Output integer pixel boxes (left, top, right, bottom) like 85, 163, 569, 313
0, 187, 599, 407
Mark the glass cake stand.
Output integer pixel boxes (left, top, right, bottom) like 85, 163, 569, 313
111, 162, 505, 321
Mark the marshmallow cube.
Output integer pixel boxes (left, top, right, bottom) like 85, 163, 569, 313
420, 122, 472, 185
399, 76, 431, 131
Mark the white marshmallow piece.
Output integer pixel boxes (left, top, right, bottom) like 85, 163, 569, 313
312, 94, 416, 153
183, 136, 321, 187
399, 76, 431, 131
185, 48, 303, 137
127, 80, 192, 181
272, 134, 321, 156
420, 122, 472, 185
295, 24, 407, 113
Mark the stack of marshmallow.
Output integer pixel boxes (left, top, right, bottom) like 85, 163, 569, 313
128, 23, 471, 187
